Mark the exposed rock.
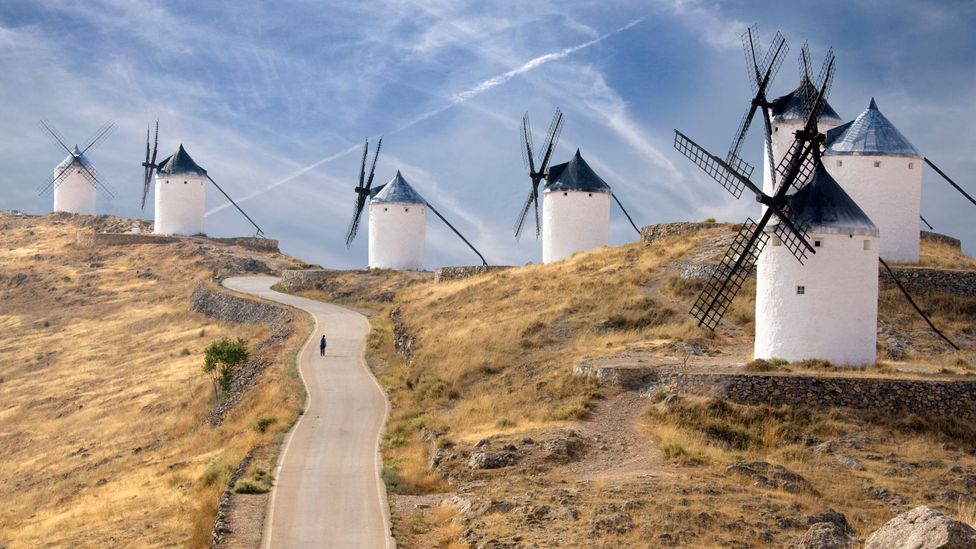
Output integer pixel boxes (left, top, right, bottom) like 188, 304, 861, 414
468, 451, 517, 470
543, 433, 586, 463
835, 453, 867, 471
792, 522, 853, 549
806, 508, 854, 536
865, 506, 976, 549
727, 461, 817, 494
589, 513, 634, 536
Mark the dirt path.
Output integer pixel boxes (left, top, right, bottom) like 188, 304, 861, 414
222, 276, 394, 548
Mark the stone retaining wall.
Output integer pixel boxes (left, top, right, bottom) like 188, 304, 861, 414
434, 265, 511, 283
278, 269, 336, 291
76, 230, 180, 247
921, 231, 962, 250
210, 236, 280, 253
575, 362, 976, 418
640, 222, 734, 245
879, 267, 976, 298
191, 283, 292, 332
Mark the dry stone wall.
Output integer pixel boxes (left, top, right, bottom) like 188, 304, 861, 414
191, 283, 292, 331
278, 269, 336, 292
434, 265, 511, 282
640, 222, 735, 245
574, 363, 976, 418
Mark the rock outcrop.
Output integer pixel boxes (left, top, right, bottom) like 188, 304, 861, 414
865, 506, 976, 549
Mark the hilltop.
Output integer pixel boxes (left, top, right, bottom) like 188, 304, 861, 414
287, 223, 976, 547
0, 211, 308, 547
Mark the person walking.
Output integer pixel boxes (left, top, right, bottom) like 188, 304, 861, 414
319, 335, 327, 357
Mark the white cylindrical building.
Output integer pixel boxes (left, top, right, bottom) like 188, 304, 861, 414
825, 99, 922, 263
541, 149, 611, 264
755, 164, 880, 366
52, 146, 97, 215
762, 78, 844, 200
154, 145, 208, 236
368, 171, 426, 270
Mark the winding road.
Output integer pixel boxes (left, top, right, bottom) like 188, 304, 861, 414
222, 276, 394, 549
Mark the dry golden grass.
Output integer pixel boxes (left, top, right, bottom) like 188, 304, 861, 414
909, 236, 976, 270
0, 213, 306, 548
641, 394, 976, 540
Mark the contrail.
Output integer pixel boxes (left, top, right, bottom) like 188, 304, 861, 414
206, 16, 646, 216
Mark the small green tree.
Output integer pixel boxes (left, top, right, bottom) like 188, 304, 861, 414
202, 338, 250, 401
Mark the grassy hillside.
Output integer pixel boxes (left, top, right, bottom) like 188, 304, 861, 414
297, 224, 976, 547
0, 212, 306, 547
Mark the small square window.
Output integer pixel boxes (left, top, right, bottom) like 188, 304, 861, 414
864, 240, 871, 250
563, 192, 568, 196
836, 160, 843, 167
384, 207, 388, 211
909, 162, 914, 169
874, 161, 881, 168
814, 240, 822, 248
796, 285, 805, 295
405, 207, 409, 212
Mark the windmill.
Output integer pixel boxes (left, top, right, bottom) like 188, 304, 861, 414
345, 138, 488, 270
516, 109, 641, 263
673, 29, 835, 330
141, 121, 264, 237
824, 98, 976, 263
38, 120, 116, 214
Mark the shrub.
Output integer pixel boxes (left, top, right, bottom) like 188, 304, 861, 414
704, 217, 716, 223
199, 458, 233, 487
234, 478, 270, 494
202, 338, 250, 401
253, 415, 276, 433
745, 358, 789, 372
180, 348, 191, 357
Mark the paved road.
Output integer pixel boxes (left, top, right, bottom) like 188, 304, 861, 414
222, 276, 394, 549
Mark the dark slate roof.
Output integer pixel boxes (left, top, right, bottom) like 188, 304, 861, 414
546, 149, 611, 193
770, 77, 843, 124
370, 171, 426, 204
58, 145, 89, 168
156, 144, 208, 176
786, 163, 878, 235
824, 98, 920, 158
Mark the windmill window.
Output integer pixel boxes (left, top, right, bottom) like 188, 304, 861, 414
864, 240, 871, 250
404, 207, 409, 212
874, 161, 881, 168
836, 160, 843, 167
563, 192, 568, 196
909, 162, 915, 169
384, 207, 388, 211
184, 181, 187, 184
814, 239, 822, 248
796, 285, 805, 295
588, 193, 592, 197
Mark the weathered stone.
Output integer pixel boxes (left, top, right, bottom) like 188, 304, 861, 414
589, 513, 634, 535
791, 522, 853, 549
727, 461, 817, 494
468, 451, 516, 470
865, 506, 976, 549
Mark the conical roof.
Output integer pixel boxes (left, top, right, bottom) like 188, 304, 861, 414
825, 98, 920, 158
156, 145, 208, 176
57, 145, 88, 169
785, 163, 878, 236
370, 171, 426, 204
770, 77, 843, 124
546, 149, 611, 193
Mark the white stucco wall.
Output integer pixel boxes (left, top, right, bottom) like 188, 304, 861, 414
754, 228, 879, 366
762, 117, 842, 205
368, 201, 426, 270
825, 155, 921, 263
53, 162, 97, 215
154, 174, 206, 236
541, 189, 610, 264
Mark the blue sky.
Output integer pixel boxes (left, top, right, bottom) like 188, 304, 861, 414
1, 0, 973, 267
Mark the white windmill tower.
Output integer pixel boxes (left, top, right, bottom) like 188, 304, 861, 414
344, 139, 488, 270
368, 171, 427, 269
515, 109, 641, 264
754, 164, 879, 365
151, 144, 208, 236
141, 122, 265, 237
38, 121, 116, 214
674, 30, 875, 362
824, 99, 924, 262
